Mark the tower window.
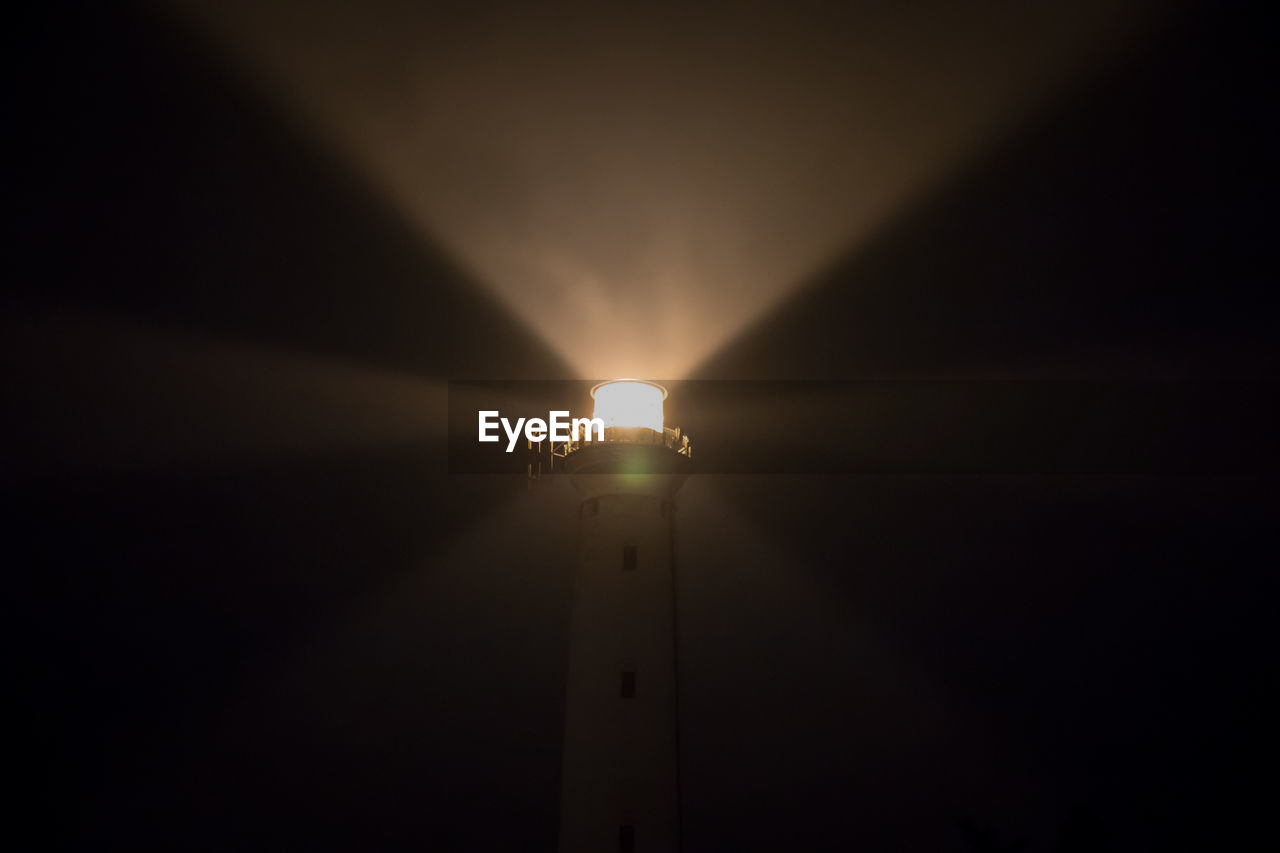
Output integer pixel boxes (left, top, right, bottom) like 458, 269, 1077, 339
622, 545, 637, 571
619, 825, 635, 852
620, 671, 636, 698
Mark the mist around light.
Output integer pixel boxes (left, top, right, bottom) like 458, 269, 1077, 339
3, 311, 447, 473
164, 0, 1167, 380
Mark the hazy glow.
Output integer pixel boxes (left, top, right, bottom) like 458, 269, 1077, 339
166, 0, 1166, 378
591, 380, 665, 433
4, 311, 445, 472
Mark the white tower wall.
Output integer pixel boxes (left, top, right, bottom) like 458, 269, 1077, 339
559, 468, 684, 853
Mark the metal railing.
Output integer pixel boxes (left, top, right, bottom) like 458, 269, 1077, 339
552, 425, 692, 460
525, 426, 693, 483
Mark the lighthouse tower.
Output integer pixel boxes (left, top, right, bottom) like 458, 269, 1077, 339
557, 380, 692, 853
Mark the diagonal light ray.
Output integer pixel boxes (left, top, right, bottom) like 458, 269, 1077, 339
4, 310, 448, 475
206, 476, 579, 769
163, 0, 1170, 380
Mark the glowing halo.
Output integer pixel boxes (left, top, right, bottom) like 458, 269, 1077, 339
589, 379, 667, 433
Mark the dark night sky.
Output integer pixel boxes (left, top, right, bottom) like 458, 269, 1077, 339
5, 2, 1276, 851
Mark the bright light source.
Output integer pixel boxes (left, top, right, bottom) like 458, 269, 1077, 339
590, 380, 666, 433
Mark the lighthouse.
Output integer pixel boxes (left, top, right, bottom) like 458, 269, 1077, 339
555, 380, 692, 853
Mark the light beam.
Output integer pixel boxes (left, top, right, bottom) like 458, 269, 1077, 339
163, 0, 1170, 379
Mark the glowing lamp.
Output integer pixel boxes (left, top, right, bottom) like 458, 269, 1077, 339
590, 379, 666, 433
